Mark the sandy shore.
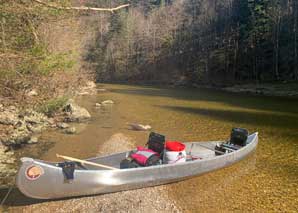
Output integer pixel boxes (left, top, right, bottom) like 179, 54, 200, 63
8, 133, 181, 213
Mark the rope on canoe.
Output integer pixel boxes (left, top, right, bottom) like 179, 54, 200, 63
0, 186, 13, 206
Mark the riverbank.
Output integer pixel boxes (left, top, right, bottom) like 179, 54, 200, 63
104, 80, 298, 98
2, 83, 298, 212
0, 81, 98, 186
220, 82, 298, 97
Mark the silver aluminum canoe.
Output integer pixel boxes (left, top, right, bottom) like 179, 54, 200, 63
16, 132, 258, 199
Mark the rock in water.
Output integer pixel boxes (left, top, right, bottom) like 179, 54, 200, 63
97, 88, 107, 92
63, 100, 91, 122
127, 123, 152, 131
101, 100, 114, 105
56, 122, 70, 129
64, 127, 76, 134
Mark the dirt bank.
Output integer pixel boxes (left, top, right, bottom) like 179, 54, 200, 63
8, 133, 181, 213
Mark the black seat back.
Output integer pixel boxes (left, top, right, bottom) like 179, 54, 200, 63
230, 128, 248, 146
147, 132, 165, 154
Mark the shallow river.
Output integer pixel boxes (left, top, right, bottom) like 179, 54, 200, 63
6, 84, 298, 212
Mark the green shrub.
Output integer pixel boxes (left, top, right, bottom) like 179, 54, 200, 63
37, 96, 68, 116
37, 52, 75, 75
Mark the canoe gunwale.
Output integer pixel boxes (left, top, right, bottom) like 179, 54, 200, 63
16, 132, 258, 199
23, 132, 257, 172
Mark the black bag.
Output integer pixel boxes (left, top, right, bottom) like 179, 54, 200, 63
214, 144, 226, 156
230, 128, 248, 146
147, 132, 165, 154
146, 155, 161, 166
120, 158, 140, 169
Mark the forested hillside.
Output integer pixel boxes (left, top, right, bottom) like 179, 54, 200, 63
1, 0, 298, 95
88, 0, 298, 85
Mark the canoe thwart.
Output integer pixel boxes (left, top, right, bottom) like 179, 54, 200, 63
56, 154, 119, 170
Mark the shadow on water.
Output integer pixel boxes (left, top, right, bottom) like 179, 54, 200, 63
157, 105, 298, 131
109, 86, 298, 116
0, 187, 41, 207
0, 186, 104, 208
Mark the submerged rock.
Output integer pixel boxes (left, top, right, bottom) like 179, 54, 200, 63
63, 99, 91, 122
97, 88, 107, 92
127, 123, 152, 131
56, 122, 70, 129
64, 126, 76, 134
101, 100, 114, 105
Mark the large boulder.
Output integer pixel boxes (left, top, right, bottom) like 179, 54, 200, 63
63, 100, 91, 122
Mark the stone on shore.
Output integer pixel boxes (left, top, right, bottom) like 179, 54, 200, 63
0, 143, 16, 184
0, 106, 19, 125
63, 99, 91, 122
0, 108, 50, 146
28, 136, 39, 144
77, 81, 97, 96
26, 89, 38, 97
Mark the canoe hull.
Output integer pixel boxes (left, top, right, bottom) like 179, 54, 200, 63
16, 133, 258, 199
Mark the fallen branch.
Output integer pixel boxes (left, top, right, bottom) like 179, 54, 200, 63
32, 0, 130, 13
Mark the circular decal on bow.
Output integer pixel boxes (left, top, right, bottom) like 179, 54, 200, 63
25, 165, 44, 181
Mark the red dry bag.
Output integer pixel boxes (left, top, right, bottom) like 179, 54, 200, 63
165, 141, 185, 152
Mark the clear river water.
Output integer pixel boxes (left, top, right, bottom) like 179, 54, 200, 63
5, 84, 298, 212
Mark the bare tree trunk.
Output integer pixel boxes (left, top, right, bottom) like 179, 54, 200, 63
275, 10, 281, 80
233, 23, 239, 82
205, 50, 210, 83
253, 33, 258, 83
294, 3, 298, 80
